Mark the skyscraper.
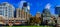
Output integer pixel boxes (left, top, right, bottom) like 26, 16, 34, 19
0, 2, 15, 18
16, 1, 30, 22
55, 6, 60, 15
22, 2, 30, 20
55, 7, 60, 26
42, 8, 51, 21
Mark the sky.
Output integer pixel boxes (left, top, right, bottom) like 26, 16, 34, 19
0, 0, 60, 16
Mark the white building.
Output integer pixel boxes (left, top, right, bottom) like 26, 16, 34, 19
0, 2, 15, 18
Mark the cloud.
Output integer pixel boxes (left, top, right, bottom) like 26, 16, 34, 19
45, 3, 51, 9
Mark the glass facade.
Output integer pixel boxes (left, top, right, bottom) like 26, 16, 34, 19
55, 7, 60, 14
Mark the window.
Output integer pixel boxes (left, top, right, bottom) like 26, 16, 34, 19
0, 10, 2, 12
5, 14, 7, 16
3, 7, 7, 9
0, 7, 2, 9
0, 13, 2, 15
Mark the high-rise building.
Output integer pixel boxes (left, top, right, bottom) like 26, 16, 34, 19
55, 6, 60, 26
22, 2, 30, 20
42, 8, 51, 21
16, 2, 30, 22
0, 2, 15, 18
55, 6, 60, 15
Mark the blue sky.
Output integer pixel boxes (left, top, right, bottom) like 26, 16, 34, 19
0, 0, 60, 16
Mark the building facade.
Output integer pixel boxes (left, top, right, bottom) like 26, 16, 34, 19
0, 2, 14, 18
36, 12, 41, 18
55, 6, 60, 15
42, 9, 51, 21
55, 6, 60, 19
16, 2, 30, 22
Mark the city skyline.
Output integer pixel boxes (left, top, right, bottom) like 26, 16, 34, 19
0, 0, 60, 16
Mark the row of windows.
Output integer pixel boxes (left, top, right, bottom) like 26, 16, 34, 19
0, 7, 7, 9
0, 7, 12, 10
